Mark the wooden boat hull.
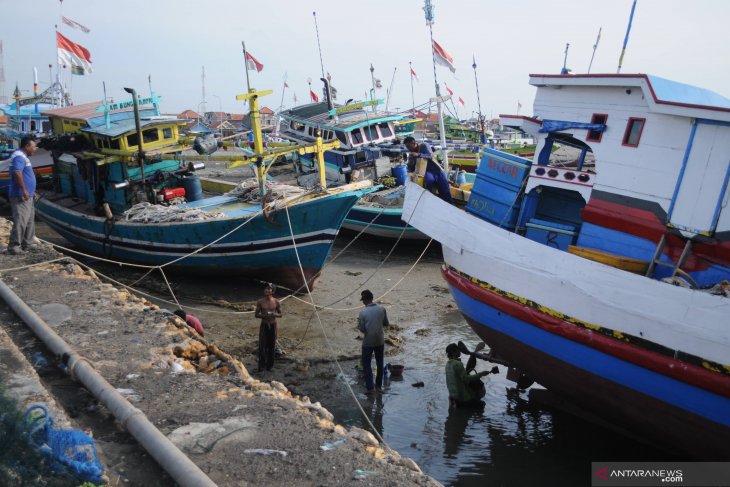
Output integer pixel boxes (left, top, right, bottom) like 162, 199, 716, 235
403, 182, 730, 458
37, 189, 366, 290
343, 205, 427, 240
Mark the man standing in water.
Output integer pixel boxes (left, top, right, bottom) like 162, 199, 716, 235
7, 137, 38, 255
358, 289, 390, 393
255, 283, 282, 372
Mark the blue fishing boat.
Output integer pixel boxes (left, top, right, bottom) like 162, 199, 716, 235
36, 87, 374, 290
278, 98, 432, 239
404, 73, 730, 458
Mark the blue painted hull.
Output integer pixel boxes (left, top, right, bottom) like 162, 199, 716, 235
343, 205, 426, 240
36, 191, 363, 290
448, 280, 730, 458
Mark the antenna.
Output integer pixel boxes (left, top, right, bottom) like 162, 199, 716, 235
312, 12, 326, 81
200, 66, 207, 114
423, 0, 449, 173
561, 43, 570, 74
587, 27, 602, 73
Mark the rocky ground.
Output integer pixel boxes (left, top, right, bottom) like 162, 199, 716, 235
0, 217, 443, 486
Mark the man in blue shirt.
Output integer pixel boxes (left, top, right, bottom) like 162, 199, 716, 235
404, 136, 452, 203
358, 289, 390, 392
7, 137, 38, 255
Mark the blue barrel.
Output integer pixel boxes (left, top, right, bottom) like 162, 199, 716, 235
391, 165, 407, 186
182, 175, 203, 202
456, 171, 467, 186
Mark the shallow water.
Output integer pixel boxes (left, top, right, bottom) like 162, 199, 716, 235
31, 219, 670, 487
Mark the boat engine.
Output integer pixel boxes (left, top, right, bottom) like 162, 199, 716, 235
156, 187, 186, 205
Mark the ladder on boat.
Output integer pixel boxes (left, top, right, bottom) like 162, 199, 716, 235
645, 234, 693, 280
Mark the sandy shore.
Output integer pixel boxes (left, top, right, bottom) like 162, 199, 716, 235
0, 217, 443, 486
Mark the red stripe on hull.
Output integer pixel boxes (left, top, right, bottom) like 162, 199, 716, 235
442, 266, 730, 398
462, 315, 730, 459
582, 198, 730, 269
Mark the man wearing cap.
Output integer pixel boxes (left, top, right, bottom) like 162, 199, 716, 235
357, 289, 390, 392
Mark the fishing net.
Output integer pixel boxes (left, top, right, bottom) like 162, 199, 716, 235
0, 388, 101, 485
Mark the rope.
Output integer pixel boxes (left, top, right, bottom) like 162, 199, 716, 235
284, 205, 390, 449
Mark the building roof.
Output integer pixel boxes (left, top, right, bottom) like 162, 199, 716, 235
178, 109, 200, 120
229, 113, 246, 121
260, 107, 274, 115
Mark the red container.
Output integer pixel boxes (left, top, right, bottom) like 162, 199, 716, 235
162, 187, 186, 200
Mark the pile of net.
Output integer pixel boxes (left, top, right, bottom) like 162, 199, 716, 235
225, 177, 310, 209
123, 202, 225, 223
357, 185, 405, 208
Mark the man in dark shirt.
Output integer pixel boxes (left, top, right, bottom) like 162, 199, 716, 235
404, 136, 452, 203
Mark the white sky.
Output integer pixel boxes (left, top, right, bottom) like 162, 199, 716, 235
3, 0, 730, 119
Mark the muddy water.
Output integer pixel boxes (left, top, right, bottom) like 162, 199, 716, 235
31, 218, 669, 487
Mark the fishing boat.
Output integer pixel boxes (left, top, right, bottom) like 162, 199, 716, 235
35, 86, 374, 290
278, 97, 431, 239
403, 73, 730, 458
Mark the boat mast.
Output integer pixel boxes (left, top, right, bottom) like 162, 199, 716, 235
472, 55, 486, 144
423, 0, 449, 173
617, 0, 638, 73
385, 67, 396, 111
409, 61, 415, 114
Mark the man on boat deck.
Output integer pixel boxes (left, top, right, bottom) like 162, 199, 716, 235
7, 137, 38, 255
404, 136, 452, 203
255, 283, 282, 372
358, 289, 390, 393
445, 343, 488, 408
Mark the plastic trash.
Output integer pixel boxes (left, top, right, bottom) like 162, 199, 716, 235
320, 439, 346, 451
243, 448, 288, 457
411, 381, 425, 388
353, 469, 377, 480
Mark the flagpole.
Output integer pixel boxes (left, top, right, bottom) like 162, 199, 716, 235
241, 41, 251, 93
617, 0, 638, 73
279, 80, 286, 110
385, 67, 396, 111
369, 64, 376, 112
472, 55, 486, 144
409, 62, 415, 114
423, 0, 448, 173
587, 27, 602, 74
312, 12, 326, 81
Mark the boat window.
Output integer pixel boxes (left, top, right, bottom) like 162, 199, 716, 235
95, 138, 102, 148
110, 138, 120, 150
363, 125, 378, 142
586, 114, 607, 142
378, 123, 393, 138
351, 129, 364, 145
622, 117, 645, 147
102, 138, 110, 149
162, 127, 173, 139
127, 133, 139, 147
335, 131, 348, 145
291, 121, 305, 132
143, 128, 159, 143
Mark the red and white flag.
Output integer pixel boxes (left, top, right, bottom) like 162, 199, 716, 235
57, 31, 92, 75
433, 40, 455, 73
310, 90, 319, 102
410, 66, 418, 82
283, 82, 289, 88
245, 51, 264, 72
444, 83, 454, 96
61, 16, 90, 33
458, 97, 465, 106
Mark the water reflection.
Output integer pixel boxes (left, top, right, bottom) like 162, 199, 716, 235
443, 406, 484, 458
360, 391, 384, 437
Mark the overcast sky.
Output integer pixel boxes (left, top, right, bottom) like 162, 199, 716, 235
3, 0, 730, 119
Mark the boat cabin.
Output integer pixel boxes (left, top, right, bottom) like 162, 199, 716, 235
279, 101, 404, 180
468, 73, 730, 286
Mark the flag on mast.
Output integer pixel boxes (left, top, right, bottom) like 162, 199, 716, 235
61, 16, 90, 33
245, 51, 264, 72
57, 31, 92, 75
310, 90, 319, 102
458, 97, 465, 106
444, 83, 454, 96
433, 40, 456, 73
284, 82, 289, 88
410, 66, 418, 81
